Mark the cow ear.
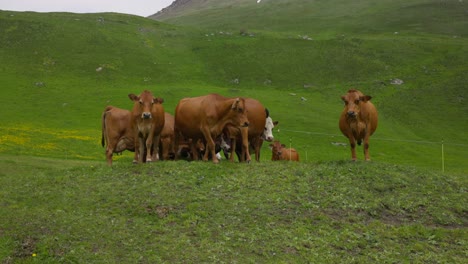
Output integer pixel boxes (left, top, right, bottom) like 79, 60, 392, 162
154, 97, 164, 104
341, 96, 346, 102
360, 95, 372, 102
281, 144, 286, 148
231, 98, 240, 109
128, 94, 139, 101
273, 121, 279, 126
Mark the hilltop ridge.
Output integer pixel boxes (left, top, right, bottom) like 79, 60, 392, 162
150, 0, 468, 36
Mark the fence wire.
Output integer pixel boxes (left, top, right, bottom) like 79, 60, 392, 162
266, 128, 467, 173
278, 129, 468, 147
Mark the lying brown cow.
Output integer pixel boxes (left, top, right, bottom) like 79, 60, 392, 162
174, 94, 250, 163
129, 90, 165, 163
339, 89, 378, 161
101, 106, 134, 165
269, 140, 299, 161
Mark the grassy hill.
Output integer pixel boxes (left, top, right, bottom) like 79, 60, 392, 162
151, 0, 468, 37
0, 156, 466, 263
0, 1, 467, 262
1, 6, 467, 172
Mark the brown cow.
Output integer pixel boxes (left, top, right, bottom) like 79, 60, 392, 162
158, 112, 176, 160
269, 140, 299, 161
101, 106, 134, 165
174, 94, 250, 164
339, 89, 378, 161
129, 90, 165, 163
226, 102, 279, 162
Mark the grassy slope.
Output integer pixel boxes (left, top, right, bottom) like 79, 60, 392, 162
0, 2, 467, 262
152, 0, 468, 36
0, 157, 466, 263
1, 4, 467, 172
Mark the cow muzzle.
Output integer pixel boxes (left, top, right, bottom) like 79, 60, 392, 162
241, 121, 249, 128
347, 111, 356, 118
142, 112, 152, 119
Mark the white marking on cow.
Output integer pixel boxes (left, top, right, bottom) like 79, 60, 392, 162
263, 116, 275, 141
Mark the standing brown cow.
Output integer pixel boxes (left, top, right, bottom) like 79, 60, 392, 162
339, 89, 378, 161
101, 106, 134, 165
174, 94, 250, 164
129, 90, 165, 164
225, 99, 278, 162
269, 140, 299, 161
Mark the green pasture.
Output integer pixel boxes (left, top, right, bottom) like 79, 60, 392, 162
0, 157, 466, 263
0, 0, 467, 262
0, 9, 466, 172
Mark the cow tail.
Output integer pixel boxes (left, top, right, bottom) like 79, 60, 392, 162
101, 111, 107, 147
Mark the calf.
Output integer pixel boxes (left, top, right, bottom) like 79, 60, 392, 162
269, 140, 299, 161
339, 89, 378, 161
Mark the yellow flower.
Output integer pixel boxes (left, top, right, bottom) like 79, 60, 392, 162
32, 253, 37, 257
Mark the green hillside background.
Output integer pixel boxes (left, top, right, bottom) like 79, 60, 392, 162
1, 0, 467, 172
0, 0, 467, 262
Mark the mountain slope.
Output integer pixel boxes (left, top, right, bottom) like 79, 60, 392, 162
151, 0, 468, 37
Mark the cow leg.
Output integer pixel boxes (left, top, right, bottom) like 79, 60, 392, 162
348, 136, 357, 161
240, 127, 251, 163
173, 128, 181, 161
201, 131, 218, 163
363, 133, 371, 161
160, 138, 170, 160
257, 138, 264, 161
202, 145, 209, 161
105, 146, 114, 166
207, 137, 219, 163
138, 136, 146, 163
191, 140, 201, 160
151, 134, 161, 161
169, 133, 176, 160
252, 138, 261, 162
229, 138, 237, 162
145, 135, 155, 162
133, 134, 140, 164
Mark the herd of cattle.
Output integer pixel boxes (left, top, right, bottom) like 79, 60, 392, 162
101, 89, 378, 165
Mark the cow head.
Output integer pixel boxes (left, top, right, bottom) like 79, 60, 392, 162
263, 116, 278, 142
231, 98, 250, 128
269, 140, 285, 159
129, 90, 164, 119
341, 89, 372, 119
